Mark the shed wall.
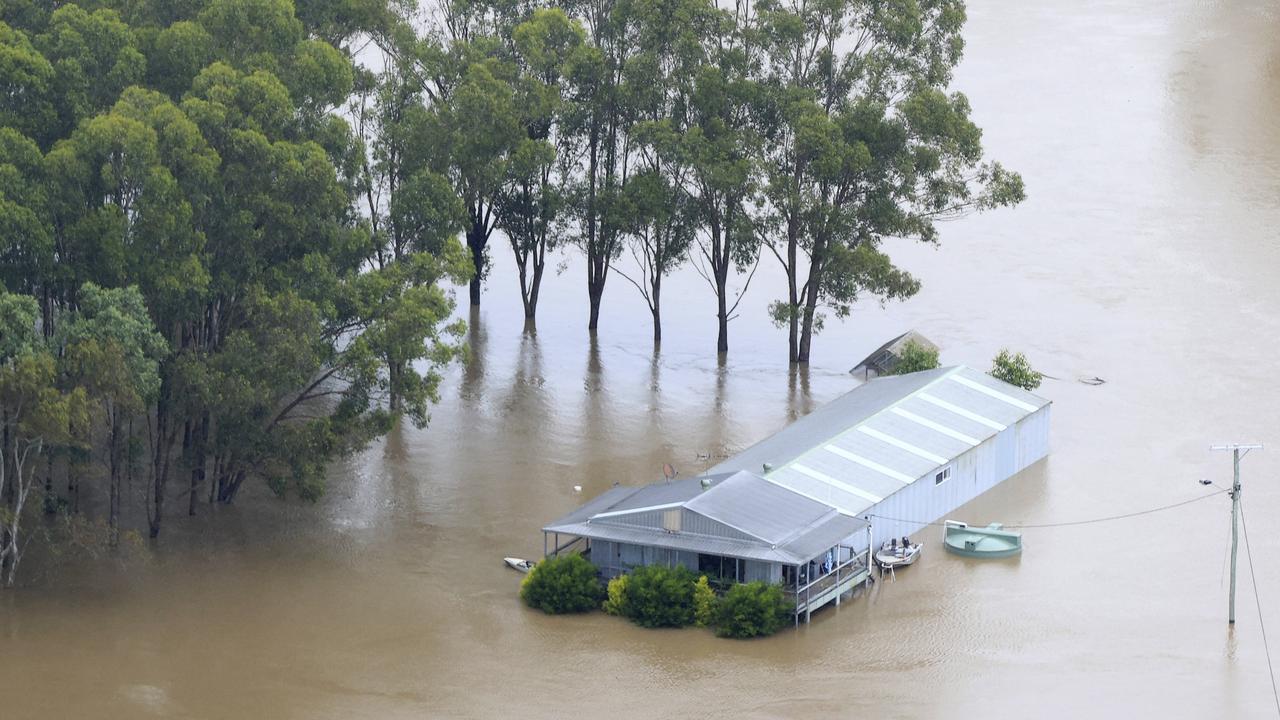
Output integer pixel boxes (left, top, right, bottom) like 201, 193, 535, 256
848, 404, 1051, 554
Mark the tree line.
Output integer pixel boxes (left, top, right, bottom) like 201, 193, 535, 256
0, 0, 1020, 586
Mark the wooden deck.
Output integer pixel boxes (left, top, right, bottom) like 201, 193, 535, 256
786, 555, 871, 622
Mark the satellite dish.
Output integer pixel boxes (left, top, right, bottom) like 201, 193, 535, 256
662, 463, 677, 481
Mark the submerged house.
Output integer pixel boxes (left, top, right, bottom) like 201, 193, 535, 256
849, 329, 940, 378
543, 471, 871, 621
542, 365, 1051, 621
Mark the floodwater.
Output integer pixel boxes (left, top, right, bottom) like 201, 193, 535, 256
4, 1, 1280, 717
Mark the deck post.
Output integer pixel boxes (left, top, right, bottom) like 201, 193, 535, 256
543, 532, 548, 559
805, 573, 811, 623
865, 521, 873, 588
834, 546, 841, 607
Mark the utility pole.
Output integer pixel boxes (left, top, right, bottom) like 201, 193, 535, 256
1211, 443, 1263, 625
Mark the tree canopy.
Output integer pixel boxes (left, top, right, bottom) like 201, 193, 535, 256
0, 0, 471, 584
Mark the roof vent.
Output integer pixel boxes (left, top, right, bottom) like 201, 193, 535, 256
762, 462, 773, 473
700, 477, 711, 490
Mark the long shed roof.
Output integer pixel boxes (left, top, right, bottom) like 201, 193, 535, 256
709, 365, 1050, 517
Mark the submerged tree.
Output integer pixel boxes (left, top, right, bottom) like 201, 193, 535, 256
0, 289, 88, 586
0, 0, 473, 559
496, 8, 583, 321
686, 0, 762, 354
609, 0, 711, 345
754, 0, 1024, 363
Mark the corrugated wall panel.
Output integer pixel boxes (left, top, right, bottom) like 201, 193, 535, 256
848, 403, 1051, 555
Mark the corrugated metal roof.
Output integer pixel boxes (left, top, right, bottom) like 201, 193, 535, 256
710, 366, 1050, 516
543, 470, 866, 565
543, 365, 1047, 566
685, 472, 832, 544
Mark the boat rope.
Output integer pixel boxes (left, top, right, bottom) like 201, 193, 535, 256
867, 489, 1227, 530
1240, 501, 1280, 718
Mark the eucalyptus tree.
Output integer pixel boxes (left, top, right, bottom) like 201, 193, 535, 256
0, 290, 88, 587
685, 0, 762, 354
609, 0, 712, 345
0, 0, 473, 550
57, 283, 166, 544
558, 0, 644, 332
754, 0, 1024, 363
0, 302, 75, 552
496, 7, 583, 321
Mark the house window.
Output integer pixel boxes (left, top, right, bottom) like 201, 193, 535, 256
935, 466, 951, 485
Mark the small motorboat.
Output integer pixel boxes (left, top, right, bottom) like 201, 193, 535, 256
943, 520, 1022, 558
504, 557, 535, 573
874, 538, 922, 570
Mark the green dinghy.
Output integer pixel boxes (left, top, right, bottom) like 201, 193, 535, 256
943, 520, 1022, 558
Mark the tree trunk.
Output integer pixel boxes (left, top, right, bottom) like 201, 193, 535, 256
388, 360, 402, 412
108, 409, 121, 547
716, 289, 728, 353
218, 469, 246, 504
523, 256, 544, 320
66, 461, 77, 514
651, 276, 662, 345
796, 236, 826, 364
588, 280, 603, 331
467, 221, 486, 307
188, 414, 207, 516
149, 399, 169, 539
713, 223, 730, 354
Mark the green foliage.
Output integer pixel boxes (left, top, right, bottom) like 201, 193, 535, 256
989, 349, 1042, 391
713, 581, 791, 639
602, 573, 628, 616
891, 340, 940, 375
620, 564, 697, 628
0, 0, 471, 559
520, 554, 604, 615
753, 0, 1024, 361
693, 574, 715, 628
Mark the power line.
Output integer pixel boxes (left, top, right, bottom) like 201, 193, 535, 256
868, 489, 1226, 530
1239, 501, 1280, 718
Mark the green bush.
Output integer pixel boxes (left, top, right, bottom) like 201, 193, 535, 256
621, 564, 697, 628
602, 574, 629, 615
693, 575, 716, 627
714, 581, 792, 639
989, 349, 1043, 391
520, 554, 604, 614
890, 339, 940, 375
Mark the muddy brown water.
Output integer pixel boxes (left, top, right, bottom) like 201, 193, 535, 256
4, 1, 1280, 717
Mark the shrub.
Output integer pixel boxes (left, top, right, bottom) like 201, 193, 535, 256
891, 339, 940, 375
693, 575, 715, 627
602, 574, 629, 616
989, 349, 1043, 390
621, 564, 697, 628
714, 582, 792, 639
520, 554, 604, 614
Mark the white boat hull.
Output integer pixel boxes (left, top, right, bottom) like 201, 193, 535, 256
875, 543, 921, 569
504, 557, 534, 573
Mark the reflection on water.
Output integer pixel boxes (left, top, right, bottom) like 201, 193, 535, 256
4, 1, 1280, 718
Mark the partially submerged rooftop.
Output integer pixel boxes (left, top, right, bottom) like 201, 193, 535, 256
709, 365, 1050, 516
543, 470, 866, 565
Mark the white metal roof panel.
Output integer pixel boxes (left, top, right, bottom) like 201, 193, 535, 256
865, 411, 974, 459
895, 395, 996, 441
